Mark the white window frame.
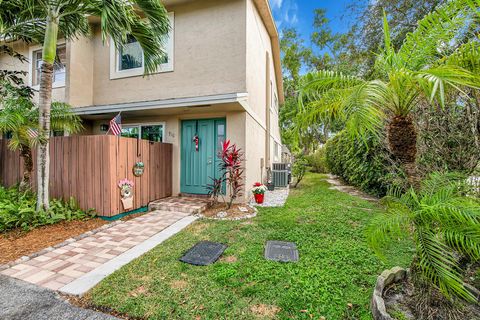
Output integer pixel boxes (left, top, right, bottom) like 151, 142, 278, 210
28, 41, 67, 90
121, 122, 166, 142
109, 12, 175, 80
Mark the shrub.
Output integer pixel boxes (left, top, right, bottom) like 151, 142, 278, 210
306, 148, 328, 173
292, 154, 308, 188
367, 172, 480, 302
208, 140, 245, 209
0, 186, 93, 231
325, 130, 405, 197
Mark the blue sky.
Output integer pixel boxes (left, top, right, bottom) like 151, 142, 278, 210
269, 0, 361, 46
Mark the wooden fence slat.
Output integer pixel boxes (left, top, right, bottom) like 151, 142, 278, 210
0, 136, 172, 216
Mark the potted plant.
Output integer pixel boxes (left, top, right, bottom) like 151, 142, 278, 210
252, 182, 267, 204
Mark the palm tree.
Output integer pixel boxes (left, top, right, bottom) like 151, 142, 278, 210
367, 172, 480, 302
0, 0, 171, 210
298, 0, 480, 188
0, 94, 82, 192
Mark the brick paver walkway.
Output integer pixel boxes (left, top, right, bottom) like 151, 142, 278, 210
1, 210, 191, 291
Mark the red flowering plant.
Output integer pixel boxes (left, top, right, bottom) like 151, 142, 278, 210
208, 140, 245, 209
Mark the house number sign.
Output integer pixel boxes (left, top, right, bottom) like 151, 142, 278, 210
133, 162, 145, 177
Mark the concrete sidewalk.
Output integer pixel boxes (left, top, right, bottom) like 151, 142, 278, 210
0, 275, 117, 320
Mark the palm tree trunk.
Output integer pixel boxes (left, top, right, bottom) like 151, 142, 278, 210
19, 145, 33, 193
387, 115, 420, 188
36, 15, 59, 211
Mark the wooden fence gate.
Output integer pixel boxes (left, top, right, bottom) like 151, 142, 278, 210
0, 136, 172, 217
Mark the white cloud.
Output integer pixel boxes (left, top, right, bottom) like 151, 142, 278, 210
270, 0, 283, 9
270, 0, 298, 28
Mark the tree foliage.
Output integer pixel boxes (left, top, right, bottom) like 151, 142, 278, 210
299, 1, 480, 186
0, 0, 172, 211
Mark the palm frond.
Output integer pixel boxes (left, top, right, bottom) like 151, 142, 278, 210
299, 71, 386, 138
441, 41, 480, 75
366, 207, 411, 259
398, 0, 475, 71
416, 228, 475, 301
416, 65, 480, 106
299, 71, 365, 102
50, 102, 83, 133
442, 226, 480, 260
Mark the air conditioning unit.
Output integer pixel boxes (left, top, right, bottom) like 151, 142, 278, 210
272, 163, 289, 187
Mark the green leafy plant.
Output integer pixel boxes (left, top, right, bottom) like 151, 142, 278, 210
208, 140, 245, 209
306, 148, 328, 173
299, 0, 480, 188
0, 0, 171, 211
0, 186, 94, 232
0, 93, 83, 192
325, 130, 405, 197
292, 154, 309, 188
207, 177, 224, 206
367, 172, 480, 301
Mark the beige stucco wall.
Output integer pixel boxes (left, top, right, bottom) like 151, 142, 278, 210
245, 0, 282, 169
245, 113, 267, 187
0, 42, 65, 103
66, 36, 94, 107
82, 0, 246, 107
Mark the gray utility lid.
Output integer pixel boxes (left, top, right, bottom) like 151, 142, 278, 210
180, 241, 227, 266
265, 241, 299, 262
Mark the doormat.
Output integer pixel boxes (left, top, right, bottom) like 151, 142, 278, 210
180, 241, 227, 266
265, 241, 299, 262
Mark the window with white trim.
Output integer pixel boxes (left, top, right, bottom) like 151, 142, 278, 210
121, 124, 165, 142
110, 12, 174, 79
118, 35, 144, 71
32, 44, 66, 87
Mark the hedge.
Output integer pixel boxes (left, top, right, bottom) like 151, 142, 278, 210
325, 130, 404, 197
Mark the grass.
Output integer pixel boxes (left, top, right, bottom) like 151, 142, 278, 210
88, 173, 412, 319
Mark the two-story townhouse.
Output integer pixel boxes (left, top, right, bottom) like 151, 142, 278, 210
0, 0, 284, 200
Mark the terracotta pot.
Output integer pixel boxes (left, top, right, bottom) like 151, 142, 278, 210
254, 193, 264, 204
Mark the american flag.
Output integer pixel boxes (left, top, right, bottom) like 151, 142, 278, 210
26, 128, 38, 139
109, 113, 122, 136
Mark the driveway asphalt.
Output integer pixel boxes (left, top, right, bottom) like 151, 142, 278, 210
0, 275, 117, 320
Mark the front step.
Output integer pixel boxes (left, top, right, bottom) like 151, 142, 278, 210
148, 197, 210, 214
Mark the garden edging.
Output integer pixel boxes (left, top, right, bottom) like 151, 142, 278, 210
371, 266, 408, 320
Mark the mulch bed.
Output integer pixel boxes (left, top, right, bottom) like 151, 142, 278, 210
0, 219, 108, 265
201, 203, 256, 220
385, 277, 480, 320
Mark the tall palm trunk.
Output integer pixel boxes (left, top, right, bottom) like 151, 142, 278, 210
36, 15, 59, 211
387, 115, 420, 188
19, 144, 33, 192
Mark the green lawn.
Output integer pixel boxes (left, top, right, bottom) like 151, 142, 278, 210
88, 173, 412, 319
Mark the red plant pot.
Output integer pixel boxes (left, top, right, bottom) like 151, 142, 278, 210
254, 193, 264, 204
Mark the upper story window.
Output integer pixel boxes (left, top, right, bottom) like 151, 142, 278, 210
31, 44, 66, 88
110, 12, 174, 79
118, 35, 143, 71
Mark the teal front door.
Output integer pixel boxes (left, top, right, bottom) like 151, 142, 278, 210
181, 119, 226, 194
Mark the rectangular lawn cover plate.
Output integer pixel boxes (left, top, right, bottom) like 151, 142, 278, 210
180, 241, 227, 266
265, 241, 299, 262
